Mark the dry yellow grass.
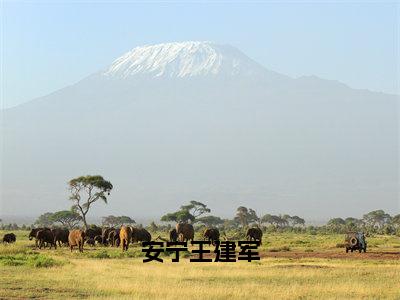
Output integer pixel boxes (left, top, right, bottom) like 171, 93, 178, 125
1, 231, 399, 299
1, 257, 400, 299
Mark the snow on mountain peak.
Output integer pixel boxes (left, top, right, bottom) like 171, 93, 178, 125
102, 41, 265, 78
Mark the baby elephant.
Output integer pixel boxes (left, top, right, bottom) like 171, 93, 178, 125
2, 233, 16, 244
203, 228, 220, 245
246, 227, 263, 245
169, 229, 178, 242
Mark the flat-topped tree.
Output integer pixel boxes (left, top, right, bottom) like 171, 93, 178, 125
52, 210, 82, 229
180, 201, 210, 219
68, 175, 113, 230
161, 201, 210, 224
102, 215, 135, 227
161, 210, 195, 223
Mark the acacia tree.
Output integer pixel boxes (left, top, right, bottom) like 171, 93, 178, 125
326, 218, 346, 233
102, 215, 135, 227
161, 201, 210, 224
234, 207, 259, 227
344, 217, 362, 231
34, 212, 55, 227
68, 175, 113, 230
261, 214, 288, 227
281, 215, 305, 227
180, 201, 211, 218
161, 210, 195, 223
290, 216, 305, 227
52, 210, 82, 229
234, 206, 249, 227
363, 210, 391, 230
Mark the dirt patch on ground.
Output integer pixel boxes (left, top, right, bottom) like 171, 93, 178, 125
261, 250, 400, 260
186, 249, 399, 261
273, 264, 331, 269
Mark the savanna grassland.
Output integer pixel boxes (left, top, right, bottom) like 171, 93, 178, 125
1, 230, 399, 299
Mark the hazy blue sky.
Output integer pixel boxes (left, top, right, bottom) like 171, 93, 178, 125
1, 1, 398, 108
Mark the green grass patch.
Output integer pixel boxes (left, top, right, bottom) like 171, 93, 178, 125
0, 253, 63, 268
88, 250, 111, 259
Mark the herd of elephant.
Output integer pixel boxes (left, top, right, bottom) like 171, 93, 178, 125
4, 224, 263, 253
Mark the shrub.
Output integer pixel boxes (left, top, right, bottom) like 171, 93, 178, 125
1, 256, 25, 266
28, 255, 61, 268
89, 250, 110, 259
0, 253, 62, 268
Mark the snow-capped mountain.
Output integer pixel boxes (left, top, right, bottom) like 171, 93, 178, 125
1, 42, 398, 219
102, 41, 267, 78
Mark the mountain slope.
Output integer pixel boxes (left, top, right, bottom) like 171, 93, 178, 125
1, 42, 398, 219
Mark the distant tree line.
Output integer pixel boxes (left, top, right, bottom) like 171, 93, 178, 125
0, 223, 30, 231
1, 208, 399, 236
1, 174, 398, 236
158, 203, 399, 236
323, 210, 400, 235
